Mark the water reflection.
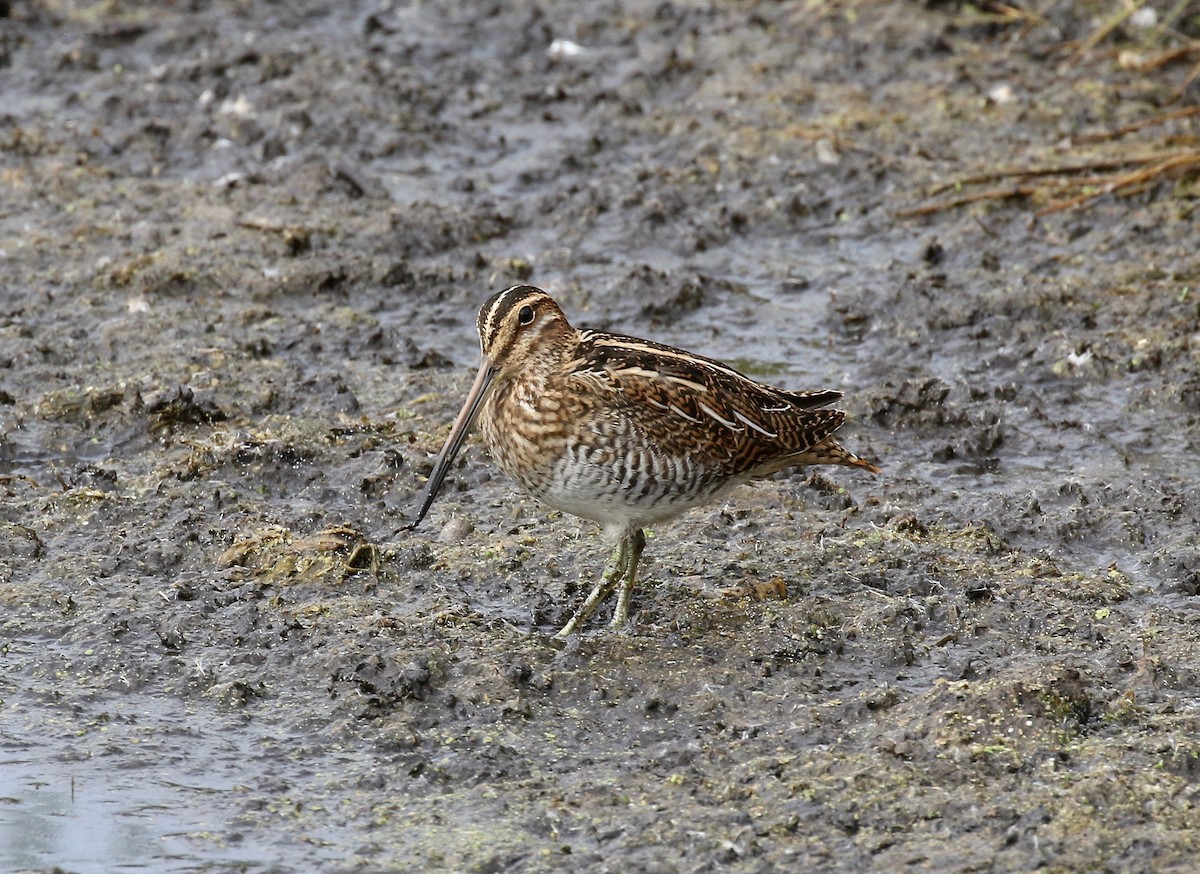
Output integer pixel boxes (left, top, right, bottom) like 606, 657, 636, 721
0, 760, 259, 874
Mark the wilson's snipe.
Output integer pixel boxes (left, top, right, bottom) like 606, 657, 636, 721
411, 285, 879, 636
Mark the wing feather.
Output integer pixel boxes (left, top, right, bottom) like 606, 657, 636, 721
566, 330, 849, 477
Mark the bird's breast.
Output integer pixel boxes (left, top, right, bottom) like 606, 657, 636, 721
479, 383, 736, 526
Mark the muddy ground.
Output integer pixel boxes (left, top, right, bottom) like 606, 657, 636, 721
2, 1, 1199, 871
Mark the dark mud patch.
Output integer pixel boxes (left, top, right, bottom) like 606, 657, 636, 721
3, 1, 1200, 871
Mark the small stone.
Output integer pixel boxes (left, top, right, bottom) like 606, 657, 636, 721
437, 516, 474, 543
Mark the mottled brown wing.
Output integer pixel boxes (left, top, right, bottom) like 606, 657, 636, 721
567, 331, 847, 478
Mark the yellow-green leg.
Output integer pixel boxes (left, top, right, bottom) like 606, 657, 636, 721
555, 527, 645, 637
610, 529, 646, 629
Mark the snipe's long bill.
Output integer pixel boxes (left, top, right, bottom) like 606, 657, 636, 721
410, 285, 880, 637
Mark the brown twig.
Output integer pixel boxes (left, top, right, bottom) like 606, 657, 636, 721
1075, 105, 1200, 143
904, 149, 1200, 219
1172, 57, 1200, 103
926, 155, 1166, 196
896, 184, 1043, 218
1068, 0, 1149, 65
1035, 151, 1200, 216
1133, 44, 1200, 73
950, 3, 1047, 28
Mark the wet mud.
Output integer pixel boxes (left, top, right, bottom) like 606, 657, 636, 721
2, 1, 1199, 871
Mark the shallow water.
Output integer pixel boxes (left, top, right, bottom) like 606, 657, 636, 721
2, 715, 278, 873
1, 759, 260, 873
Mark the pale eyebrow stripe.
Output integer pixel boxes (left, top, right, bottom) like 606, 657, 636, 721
480, 290, 510, 344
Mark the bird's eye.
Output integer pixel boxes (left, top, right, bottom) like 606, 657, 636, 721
517, 305, 535, 325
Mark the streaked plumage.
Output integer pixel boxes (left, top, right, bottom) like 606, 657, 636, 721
411, 285, 879, 636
